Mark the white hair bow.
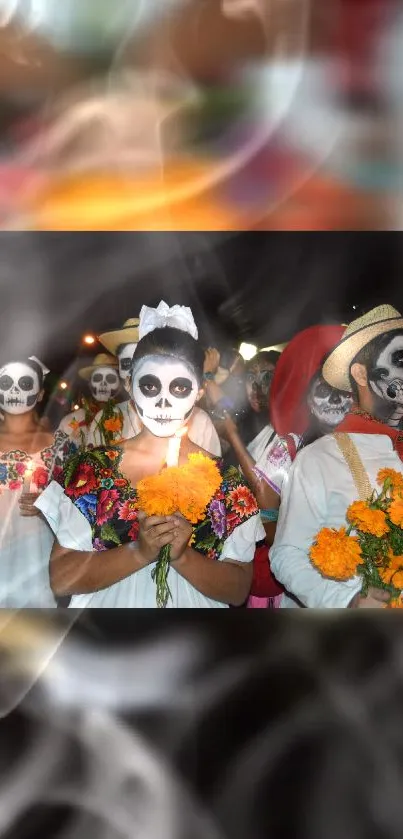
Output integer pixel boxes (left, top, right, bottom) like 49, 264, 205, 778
139, 301, 198, 341
29, 356, 50, 377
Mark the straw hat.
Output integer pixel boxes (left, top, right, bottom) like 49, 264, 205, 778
79, 353, 118, 381
323, 305, 403, 392
270, 325, 345, 436
98, 318, 140, 355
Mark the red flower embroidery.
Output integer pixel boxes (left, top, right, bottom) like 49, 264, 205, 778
66, 463, 98, 497
32, 466, 49, 489
226, 510, 241, 533
228, 485, 258, 518
15, 462, 26, 476
207, 548, 217, 561
52, 465, 63, 482
128, 521, 139, 541
9, 480, 22, 491
118, 499, 138, 522
96, 489, 120, 525
100, 468, 113, 478
115, 478, 128, 488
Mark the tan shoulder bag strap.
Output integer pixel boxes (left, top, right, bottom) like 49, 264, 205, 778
333, 432, 372, 501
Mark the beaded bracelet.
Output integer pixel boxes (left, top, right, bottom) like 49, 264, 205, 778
260, 508, 279, 522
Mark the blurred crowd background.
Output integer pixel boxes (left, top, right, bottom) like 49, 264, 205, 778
0, 0, 401, 230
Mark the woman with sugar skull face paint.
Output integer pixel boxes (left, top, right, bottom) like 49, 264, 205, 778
87, 317, 221, 455
58, 353, 121, 447
0, 357, 72, 607
36, 303, 262, 608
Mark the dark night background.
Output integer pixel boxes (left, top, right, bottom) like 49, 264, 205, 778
1, 231, 402, 371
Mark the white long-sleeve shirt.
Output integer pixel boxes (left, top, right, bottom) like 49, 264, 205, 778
270, 432, 403, 609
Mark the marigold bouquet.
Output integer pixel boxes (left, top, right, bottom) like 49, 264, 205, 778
136, 452, 222, 608
309, 468, 403, 608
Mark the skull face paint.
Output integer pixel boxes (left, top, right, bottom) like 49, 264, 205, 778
131, 355, 199, 437
246, 363, 275, 413
117, 343, 138, 382
368, 335, 403, 427
308, 375, 353, 428
89, 367, 119, 403
0, 362, 41, 415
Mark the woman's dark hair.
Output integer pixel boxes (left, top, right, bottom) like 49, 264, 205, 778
247, 351, 281, 369
132, 327, 204, 385
348, 328, 403, 401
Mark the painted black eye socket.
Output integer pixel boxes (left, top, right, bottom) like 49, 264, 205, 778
391, 350, 403, 367
106, 374, 117, 384
19, 376, 34, 391
120, 358, 132, 371
139, 374, 162, 397
0, 375, 13, 391
92, 373, 102, 383
313, 382, 332, 399
169, 377, 193, 398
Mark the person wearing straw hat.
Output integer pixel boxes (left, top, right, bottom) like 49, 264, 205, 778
88, 311, 221, 456
270, 304, 403, 609
58, 353, 120, 447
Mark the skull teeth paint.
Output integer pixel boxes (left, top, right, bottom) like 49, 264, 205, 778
0, 362, 41, 415
131, 355, 199, 438
89, 367, 119, 403
117, 343, 138, 382
308, 376, 353, 428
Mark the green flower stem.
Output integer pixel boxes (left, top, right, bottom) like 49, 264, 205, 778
151, 544, 172, 609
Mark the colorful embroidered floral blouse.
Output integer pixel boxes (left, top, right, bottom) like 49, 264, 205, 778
37, 445, 263, 608
0, 429, 73, 607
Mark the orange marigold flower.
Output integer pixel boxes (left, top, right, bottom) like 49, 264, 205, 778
387, 597, 403, 608
377, 468, 403, 494
380, 552, 403, 589
136, 454, 222, 524
310, 527, 362, 581
106, 449, 119, 460
104, 416, 123, 433
389, 497, 403, 528
347, 501, 389, 537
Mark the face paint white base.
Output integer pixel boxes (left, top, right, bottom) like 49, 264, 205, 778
308, 376, 353, 430
90, 367, 119, 403
0, 362, 41, 416
132, 355, 199, 438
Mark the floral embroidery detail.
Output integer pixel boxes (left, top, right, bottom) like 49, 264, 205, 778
228, 485, 258, 517
118, 499, 138, 522
96, 489, 120, 526
93, 537, 108, 552
75, 493, 97, 524
208, 498, 227, 539
66, 463, 98, 498
32, 466, 49, 488
60, 448, 258, 560
101, 477, 114, 490
0, 431, 70, 493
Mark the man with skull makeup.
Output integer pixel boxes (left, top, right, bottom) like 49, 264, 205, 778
270, 305, 403, 609
58, 353, 121, 447
88, 311, 221, 455
0, 356, 71, 607
37, 302, 261, 608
